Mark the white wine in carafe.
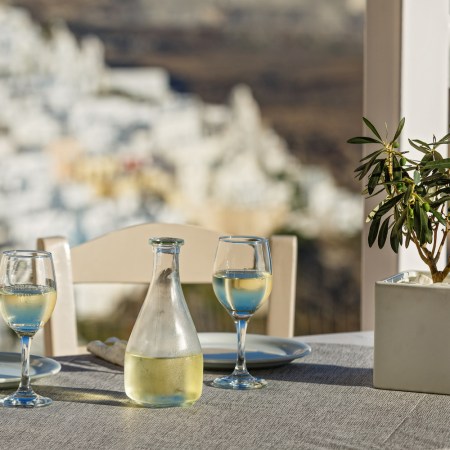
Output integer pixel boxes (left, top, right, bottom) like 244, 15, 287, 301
124, 353, 203, 407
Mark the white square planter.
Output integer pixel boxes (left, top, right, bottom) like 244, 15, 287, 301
374, 271, 450, 395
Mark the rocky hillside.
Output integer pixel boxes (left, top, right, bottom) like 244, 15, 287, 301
6, 0, 364, 192
4, 0, 364, 334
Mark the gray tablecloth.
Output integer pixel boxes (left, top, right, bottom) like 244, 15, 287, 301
2, 343, 450, 450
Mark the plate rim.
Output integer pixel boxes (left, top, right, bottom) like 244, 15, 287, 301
199, 332, 311, 369
0, 352, 62, 387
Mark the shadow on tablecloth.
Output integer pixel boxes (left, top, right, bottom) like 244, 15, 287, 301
260, 362, 373, 388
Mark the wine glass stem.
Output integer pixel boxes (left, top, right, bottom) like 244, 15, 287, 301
18, 335, 32, 393
233, 318, 249, 375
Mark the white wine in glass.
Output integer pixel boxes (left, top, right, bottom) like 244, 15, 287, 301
0, 250, 57, 408
212, 236, 272, 390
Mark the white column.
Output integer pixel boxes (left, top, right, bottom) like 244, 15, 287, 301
362, 0, 449, 330
398, 1, 449, 272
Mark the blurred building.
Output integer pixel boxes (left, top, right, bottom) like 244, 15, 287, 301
0, 4, 361, 249
0, 3, 364, 350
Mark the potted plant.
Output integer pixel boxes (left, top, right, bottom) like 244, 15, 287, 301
349, 117, 450, 395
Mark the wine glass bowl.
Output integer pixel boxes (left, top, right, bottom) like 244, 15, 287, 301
213, 269, 272, 319
0, 250, 57, 407
212, 236, 272, 390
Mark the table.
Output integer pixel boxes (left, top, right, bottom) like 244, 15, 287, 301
298, 331, 374, 347
2, 334, 450, 450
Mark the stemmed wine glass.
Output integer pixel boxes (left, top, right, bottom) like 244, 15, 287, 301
212, 236, 272, 389
0, 250, 57, 407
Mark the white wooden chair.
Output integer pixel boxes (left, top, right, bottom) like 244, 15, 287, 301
37, 223, 297, 356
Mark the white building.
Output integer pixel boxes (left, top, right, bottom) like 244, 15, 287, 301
0, 4, 361, 250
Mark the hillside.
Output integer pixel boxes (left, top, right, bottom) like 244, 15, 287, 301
7, 0, 364, 191
4, 0, 364, 334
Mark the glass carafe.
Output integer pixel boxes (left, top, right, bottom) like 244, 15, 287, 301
124, 237, 203, 407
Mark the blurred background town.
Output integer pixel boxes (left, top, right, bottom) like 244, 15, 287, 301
0, 0, 364, 351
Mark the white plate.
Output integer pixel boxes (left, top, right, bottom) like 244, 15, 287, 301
199, 333, 311, 369
0, 352, 61, 388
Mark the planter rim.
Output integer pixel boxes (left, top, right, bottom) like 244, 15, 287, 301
376, 270, 450, 288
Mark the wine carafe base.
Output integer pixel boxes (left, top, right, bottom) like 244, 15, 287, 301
127, 394, 198, 408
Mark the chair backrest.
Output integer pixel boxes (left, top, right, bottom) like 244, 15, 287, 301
37, 223, 297, 356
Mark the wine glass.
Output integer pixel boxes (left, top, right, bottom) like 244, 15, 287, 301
0, 250, 57, 407
212, 236, 272, 389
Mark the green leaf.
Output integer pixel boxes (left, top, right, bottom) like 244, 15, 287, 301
362, 117, 382, 140
377, 217, 391, 248
368, 216, 381, 247
366, 203, 379, 222
355, 156, 384, 174
426, 186, 450, 198
430, 195, 450, 208
348, 136, 382, 145
413, 202, 430, 245
405, 213, 413, 234
403, 184, 413, 205
408, 139, 429, 153
365, 187, 386, 199
433, 151, 444, 161
413, 170, 421, 185
391, 208, 406, 236
424, 158, 450, 170
405, 231, 411, 248
421, 172, 448, 185
373, 193, 404, 220
367, 161, 385, 195
359, 149, 384, 162
392, 156, 403, 181
420, 169, 433, 181
420, 152, 434, 168
389, 208, 408, 253
355, 162, 368, 174
392, 117, 405, 142
430, 208, 447, 226
411, 139, 430, 147
357, 153, 384, 181
389, 228, 400, 253
425, 220, 433, 244
435, 133, 450, 146
421, 209, 432, 244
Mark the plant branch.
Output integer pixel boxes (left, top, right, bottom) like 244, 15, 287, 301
431, 224, 438, 257
411, 234, 434, 267
434, 224, 449, 265
441, 257, 450, 281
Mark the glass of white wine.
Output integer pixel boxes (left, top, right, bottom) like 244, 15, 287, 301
212, 236, 272, 390
0, 250, 57, 407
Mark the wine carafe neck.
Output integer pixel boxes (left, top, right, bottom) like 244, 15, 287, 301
149, 237, 183, 285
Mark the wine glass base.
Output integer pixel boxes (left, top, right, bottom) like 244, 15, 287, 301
212, 374, 267, 390
1, 392, 52, 408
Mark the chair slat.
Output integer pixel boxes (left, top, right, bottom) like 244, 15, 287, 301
38, 223, 297, 356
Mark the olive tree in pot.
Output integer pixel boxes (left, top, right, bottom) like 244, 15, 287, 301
349, 117, 450, 394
